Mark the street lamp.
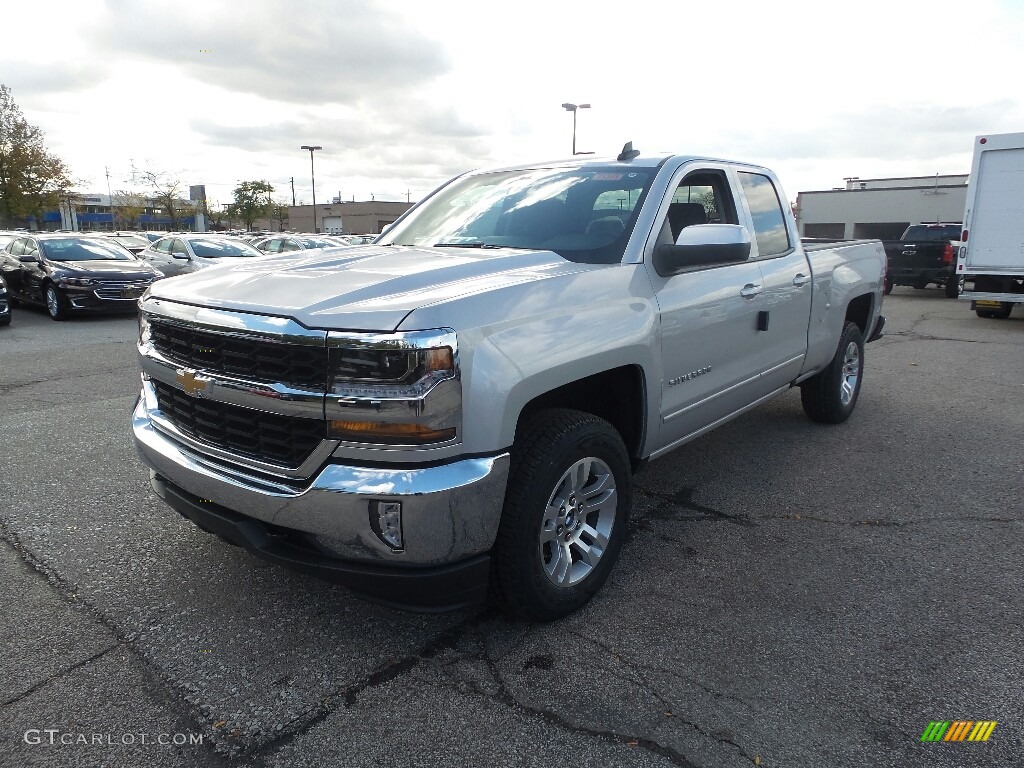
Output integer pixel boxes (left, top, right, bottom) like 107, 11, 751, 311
561, 102, 590, 155
300, 145, 322, 232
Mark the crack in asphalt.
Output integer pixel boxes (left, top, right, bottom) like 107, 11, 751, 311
0, 518, 236, 767
241, 611, 492, 764
774, 513, 1018, 527
633, 487, 758, 528
1, 638, 122, 707
466, 626, 706, 768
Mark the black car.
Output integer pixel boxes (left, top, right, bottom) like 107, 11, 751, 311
0, 233, 162, 320
0, 274, 10, 326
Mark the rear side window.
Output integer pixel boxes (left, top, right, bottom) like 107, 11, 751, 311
738, 172, 791, 257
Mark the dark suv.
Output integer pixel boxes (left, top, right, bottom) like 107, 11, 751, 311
0, 233, 162, 320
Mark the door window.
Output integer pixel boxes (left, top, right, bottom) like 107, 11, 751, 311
737, 172, 791, 258
659, 170, 738, 245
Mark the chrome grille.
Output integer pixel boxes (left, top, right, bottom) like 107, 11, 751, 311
94, 281, 151, 300
152, 380, 325, 467
150, 319, 328, 390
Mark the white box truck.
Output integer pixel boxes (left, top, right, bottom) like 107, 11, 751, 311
957, 132, 1024, 319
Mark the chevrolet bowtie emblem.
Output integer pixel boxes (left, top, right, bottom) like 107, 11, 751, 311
176, 369, 208, 396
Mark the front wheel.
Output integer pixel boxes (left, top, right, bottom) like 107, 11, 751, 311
800, 322, 865, 424
45, 284, 67, 321
491, 409, 631, 621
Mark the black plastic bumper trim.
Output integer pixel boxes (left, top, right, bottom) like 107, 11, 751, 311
867, 315, 885, 343
152, 474, 490, 613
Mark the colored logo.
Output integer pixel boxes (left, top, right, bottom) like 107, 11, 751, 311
176, 369, 208, 397
921, 721, 997, 742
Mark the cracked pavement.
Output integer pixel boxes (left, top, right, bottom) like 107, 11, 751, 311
1, 289, 1021, 767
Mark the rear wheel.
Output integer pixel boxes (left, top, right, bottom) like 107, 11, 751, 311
491, 409, 631, 621
944, 275, 961, 299
800, 322, 865, 424
976, 303, 1012, 319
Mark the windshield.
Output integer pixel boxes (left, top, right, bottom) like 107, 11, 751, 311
377, 165, 656, 264
103, 234, 150, 248
40, 238, 134, 261
903, 225, 961, 242
188, 238, 261, 258
299, 237, 337, 249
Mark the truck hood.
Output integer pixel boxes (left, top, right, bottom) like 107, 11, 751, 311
147, 245, 586, 330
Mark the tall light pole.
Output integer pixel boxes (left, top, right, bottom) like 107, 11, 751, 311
561, 102, 590, 155
300, 145, 322, 232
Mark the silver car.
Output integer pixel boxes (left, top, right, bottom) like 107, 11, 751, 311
140, 235, 265, 277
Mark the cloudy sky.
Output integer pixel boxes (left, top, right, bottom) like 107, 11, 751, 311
4, 0, 1024, 211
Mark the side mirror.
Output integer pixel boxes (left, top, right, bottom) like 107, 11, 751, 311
171, 251, 190, 260
18, 255, 38, 263
653, 224, 752, 277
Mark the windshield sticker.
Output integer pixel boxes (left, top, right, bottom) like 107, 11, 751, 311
592, 173, 624, 181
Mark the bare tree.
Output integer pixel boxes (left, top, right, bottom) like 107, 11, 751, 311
139, 169, 191, 230
112, 190, 147, 230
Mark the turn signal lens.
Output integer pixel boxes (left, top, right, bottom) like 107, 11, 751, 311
329, 420, 456, 444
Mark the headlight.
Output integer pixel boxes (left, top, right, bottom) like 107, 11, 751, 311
328, 344, 454, 397
138, 311, 151, 345
326, 330, 460, 446
61, 277, 98, 287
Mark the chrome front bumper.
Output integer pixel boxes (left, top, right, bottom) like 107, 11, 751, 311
132, 391, 510, 566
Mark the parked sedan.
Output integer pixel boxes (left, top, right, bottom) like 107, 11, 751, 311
0, 234, 161, 320
252, 234, 345, 253
89, 232, 153, 257
139, 235, 265, 277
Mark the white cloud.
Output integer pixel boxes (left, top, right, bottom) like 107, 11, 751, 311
2, 0, 1023, 206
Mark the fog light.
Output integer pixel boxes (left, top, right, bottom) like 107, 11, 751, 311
370, 501, 403, 551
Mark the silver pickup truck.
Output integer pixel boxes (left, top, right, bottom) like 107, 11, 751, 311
132, 146, 886, 620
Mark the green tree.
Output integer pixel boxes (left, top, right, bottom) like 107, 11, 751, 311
231, 180, 274, 231
0, 84, 73, 227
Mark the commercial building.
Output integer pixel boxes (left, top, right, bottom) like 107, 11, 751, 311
795, 174, 968, 241
32, 193, 203, 232
286, 200, 413, 235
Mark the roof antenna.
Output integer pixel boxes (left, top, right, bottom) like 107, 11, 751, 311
617, 141, 640, 161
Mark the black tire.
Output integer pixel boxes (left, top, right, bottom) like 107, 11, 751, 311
944, 275, 961, 299
45, 283, 67, 321
800, 322, 865, 424
491, 409, 631, 621
0, 313, 10, 326
883, 276, 893, 295
976, 303, 1012, 320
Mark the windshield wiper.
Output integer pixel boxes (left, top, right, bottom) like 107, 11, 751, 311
432, 242, 503, 249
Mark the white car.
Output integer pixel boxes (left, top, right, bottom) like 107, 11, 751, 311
140, 235, 265, 277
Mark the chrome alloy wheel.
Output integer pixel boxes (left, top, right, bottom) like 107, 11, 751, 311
46, 286, 60, 318
539, 456, 617, 588
840, 341, 861, 406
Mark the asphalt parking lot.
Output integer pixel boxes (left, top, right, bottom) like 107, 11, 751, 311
1, 289, 1021, 767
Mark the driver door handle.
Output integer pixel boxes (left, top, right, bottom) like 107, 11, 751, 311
740, 283, 762, 298
793, 273, 811, 287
